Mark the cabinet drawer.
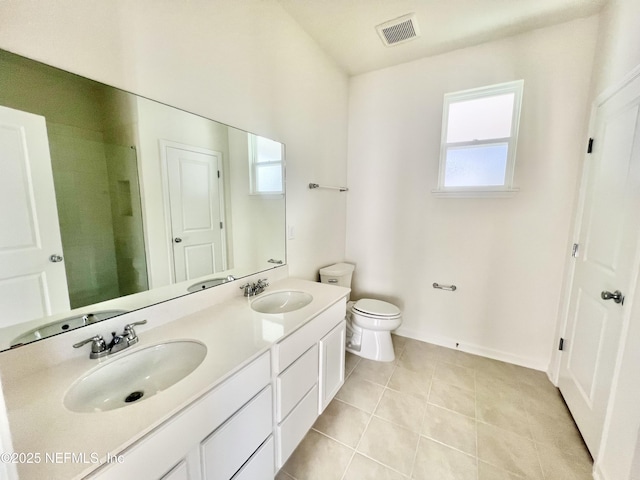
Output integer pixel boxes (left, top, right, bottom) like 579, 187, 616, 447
201, 385, 273, 480
276, 344, 318, 422
276, 384, 319, 468
274, 298, 346, 372
232, 436, 274, 480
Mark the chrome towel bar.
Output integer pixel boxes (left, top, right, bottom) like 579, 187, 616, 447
433, 283, 457, 291
309, 183, 349, 192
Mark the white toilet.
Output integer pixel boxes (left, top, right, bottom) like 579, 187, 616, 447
319, 263, 402, 362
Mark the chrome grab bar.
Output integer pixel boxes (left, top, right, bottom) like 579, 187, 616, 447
433, 282, 457, 292
308, 183, 349, 192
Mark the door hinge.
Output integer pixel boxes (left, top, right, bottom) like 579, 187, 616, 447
220, 221, 223, 229
587, 138, 594, 154
558, 337, 565, 351
571, 243, 579, 258
217, 170, 220, 178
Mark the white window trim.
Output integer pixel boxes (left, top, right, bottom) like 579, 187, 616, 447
432, 80, 524, 198
248, 135, 284, 196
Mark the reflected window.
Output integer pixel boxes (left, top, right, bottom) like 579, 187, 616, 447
249, 134, 283, 194
436, 80, 523, 194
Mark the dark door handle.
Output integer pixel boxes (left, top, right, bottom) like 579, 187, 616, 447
601, 290, 624, 305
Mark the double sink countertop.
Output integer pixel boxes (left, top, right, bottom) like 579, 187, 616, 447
0, 278, 349, 480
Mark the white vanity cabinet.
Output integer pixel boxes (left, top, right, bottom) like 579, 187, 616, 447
89, 352, 273, 480
87, 295, 348, 480
273, 298, 347, 468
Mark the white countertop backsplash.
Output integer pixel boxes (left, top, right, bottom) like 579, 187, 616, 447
0, 270, 349, 479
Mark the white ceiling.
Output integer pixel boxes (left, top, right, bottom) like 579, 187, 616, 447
277, 0, 607, 76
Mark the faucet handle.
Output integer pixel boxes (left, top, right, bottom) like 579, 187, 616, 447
73, 335, 107, 359
123, 320, 147, 343
123, 320, 147, 330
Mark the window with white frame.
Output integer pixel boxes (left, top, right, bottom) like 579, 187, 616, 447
435, 80, 524, 196
248, 134, 283, 195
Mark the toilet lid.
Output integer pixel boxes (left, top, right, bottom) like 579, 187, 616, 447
353, 299, 400, 317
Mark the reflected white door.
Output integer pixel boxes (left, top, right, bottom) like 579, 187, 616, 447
0, 105, 70, 329
559, 75, 640, 456
165, 144, 226, 283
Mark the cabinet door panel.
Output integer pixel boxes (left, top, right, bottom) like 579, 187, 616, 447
319, 320, 346, 413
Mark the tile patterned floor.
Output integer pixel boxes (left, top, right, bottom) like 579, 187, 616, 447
276, 335, 593, 480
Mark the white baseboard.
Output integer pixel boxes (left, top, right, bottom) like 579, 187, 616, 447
394, 326, 549, 372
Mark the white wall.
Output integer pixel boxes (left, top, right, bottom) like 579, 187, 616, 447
0, 0, 349, 282
591, 0, 640, 96
346, 16, 598, 370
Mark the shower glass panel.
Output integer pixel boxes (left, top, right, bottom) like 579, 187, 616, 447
49, 133, 148, 309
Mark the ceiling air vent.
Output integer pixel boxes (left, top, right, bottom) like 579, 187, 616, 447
376, 13, 420, 47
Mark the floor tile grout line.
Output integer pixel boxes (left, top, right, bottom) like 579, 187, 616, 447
350, 451, 412, 479
408, 362, 436, 479
423, 397, 476, 420
338, 353, 360, 480
310, 427, 426, 478
298, 336, 589, 480
408, 392, 429, 478
339, 352, 398, 480
474, 368, 480, 480
285, 354, 363, 480
531, 434, 548, 480
377, 346, 419, 478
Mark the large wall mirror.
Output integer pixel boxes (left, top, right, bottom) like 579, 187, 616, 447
0, 49, 286, 352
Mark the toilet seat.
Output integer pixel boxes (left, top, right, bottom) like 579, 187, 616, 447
352, 299, 401, 319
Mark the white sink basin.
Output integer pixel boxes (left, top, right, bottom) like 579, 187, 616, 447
64, 341, 207, 413
251, 291, 313, 314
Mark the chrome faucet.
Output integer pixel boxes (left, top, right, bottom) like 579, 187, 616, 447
74, 320, 147, 359
240, 278, 269, 297
107, 331, 128, 354
82, 313, 99, 325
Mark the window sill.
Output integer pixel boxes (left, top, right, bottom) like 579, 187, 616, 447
249, 192, 284, 197
431, 188, 520, 198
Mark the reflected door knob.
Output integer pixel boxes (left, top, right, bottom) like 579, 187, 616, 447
601, 290, 624, 305
49, 254, 64, 263
174, 237, 182, 243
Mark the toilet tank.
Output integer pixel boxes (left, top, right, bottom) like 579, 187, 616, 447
319, 262, 355, 288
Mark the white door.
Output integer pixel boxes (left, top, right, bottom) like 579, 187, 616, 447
558, 74, 640, 456
165, 144, 226, 283
0, 105, 70, 329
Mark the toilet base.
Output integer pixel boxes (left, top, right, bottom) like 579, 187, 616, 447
345, 321, 396, 362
